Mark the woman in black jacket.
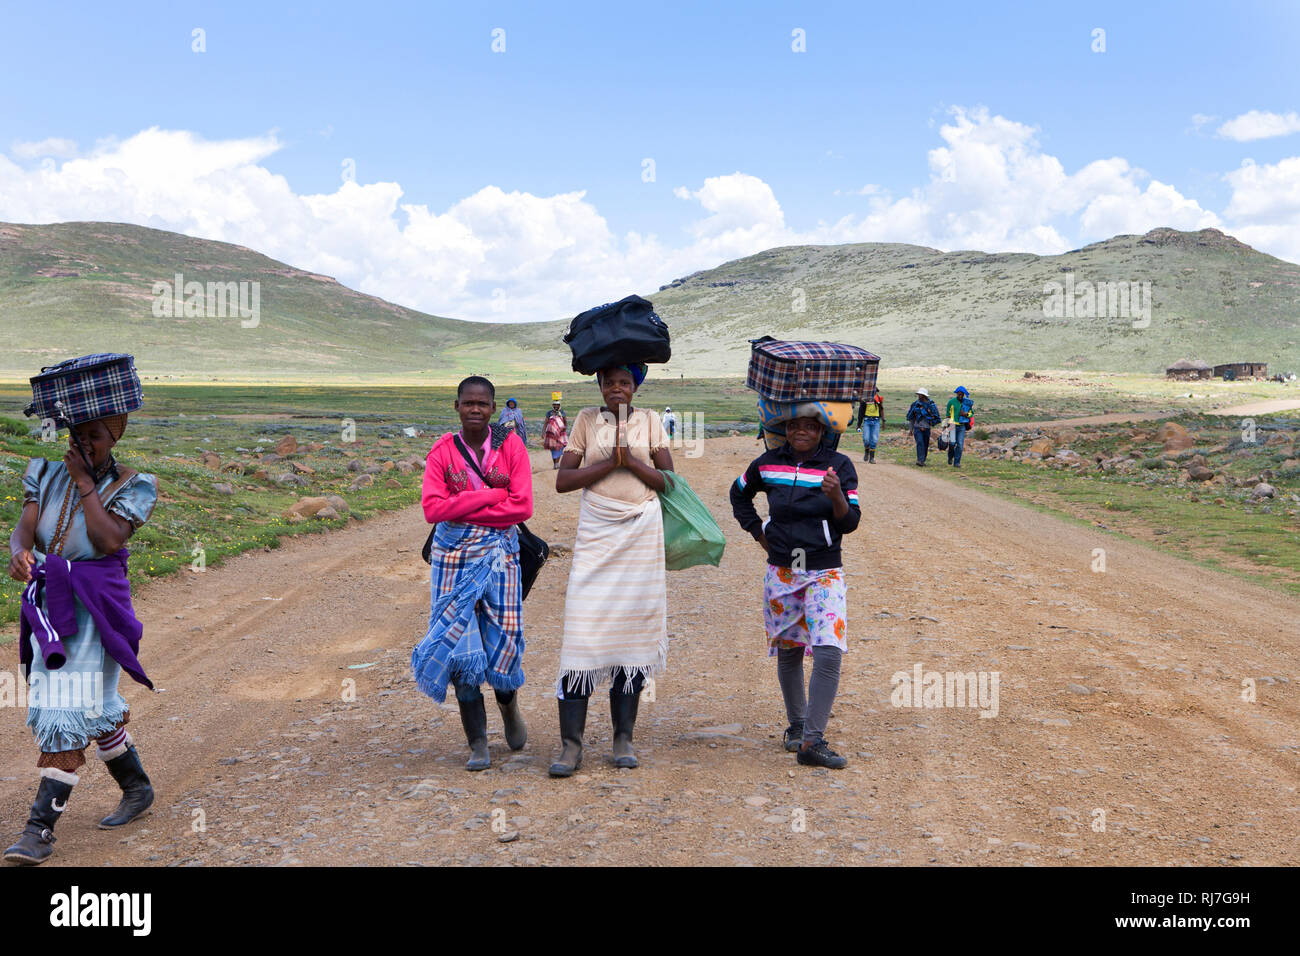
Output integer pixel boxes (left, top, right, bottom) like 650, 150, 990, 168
730, 415, 861, 769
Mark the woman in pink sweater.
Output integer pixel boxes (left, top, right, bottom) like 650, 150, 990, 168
412, 376, 534, 771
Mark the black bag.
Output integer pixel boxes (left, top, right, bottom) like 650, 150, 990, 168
564, 295, 670, 374
420, 436, 550, 600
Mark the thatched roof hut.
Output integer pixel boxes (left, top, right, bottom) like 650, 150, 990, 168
1166, 359, 1213, 381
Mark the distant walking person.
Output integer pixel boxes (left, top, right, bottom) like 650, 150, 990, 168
661, 406, 678, 440
905, 388, 942, 466
543, 393, 568, 470
730, 414, 861, 769
498, 397, 528, 446
858, 389, 885, 463
413, 376, 534, 771
944, 386, 975, 468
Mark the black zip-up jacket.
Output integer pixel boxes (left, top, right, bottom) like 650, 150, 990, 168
730, 442, 861, 571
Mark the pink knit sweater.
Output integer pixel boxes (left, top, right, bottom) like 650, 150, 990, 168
421, 431, 534, 528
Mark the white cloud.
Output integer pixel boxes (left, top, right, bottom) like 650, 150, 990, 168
0, 110, 1292, 325
1217, 110, 1300, 142
1223, 156, 1300, 262
804, 107, 1218, 254
10, 137, 79, 160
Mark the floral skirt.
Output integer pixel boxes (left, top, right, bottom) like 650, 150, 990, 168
762, 564, 847, 655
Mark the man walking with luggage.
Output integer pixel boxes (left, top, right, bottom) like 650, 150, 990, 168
905, 388, 941, 466
944, 386, 974, 468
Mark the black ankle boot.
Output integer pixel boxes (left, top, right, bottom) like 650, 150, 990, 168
610, 689, 641, 769
99, 745, 155, 829
548, 698, 588, 777
457, 696, 491, 771
4, 773, 75, 866
494, 689, 527, 751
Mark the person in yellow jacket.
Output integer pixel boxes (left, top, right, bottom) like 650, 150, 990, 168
857, 390, 884, 463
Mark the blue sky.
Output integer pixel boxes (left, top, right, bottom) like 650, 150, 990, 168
2, 0, 1298, 320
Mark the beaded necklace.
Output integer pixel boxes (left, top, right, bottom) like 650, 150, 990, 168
46, 456, 116, 556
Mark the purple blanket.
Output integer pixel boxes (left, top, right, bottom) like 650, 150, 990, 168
19, 548, 153, 689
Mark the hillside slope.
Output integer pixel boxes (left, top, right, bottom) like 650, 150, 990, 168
1, 222, 1296, 381
648, 228, 1300, 376
0, 221, 561, 382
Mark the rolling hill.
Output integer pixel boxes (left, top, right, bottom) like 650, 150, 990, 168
1, 221, 1297, 382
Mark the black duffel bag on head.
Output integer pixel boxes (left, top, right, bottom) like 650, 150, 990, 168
420, 434, 550, 600
564, 294, 671, 374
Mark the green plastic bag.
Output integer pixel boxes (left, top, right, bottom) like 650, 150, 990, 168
658, 471, 726, 571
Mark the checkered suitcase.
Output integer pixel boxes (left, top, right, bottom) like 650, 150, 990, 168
24, 353, 144, 426
746, 337, 880, 403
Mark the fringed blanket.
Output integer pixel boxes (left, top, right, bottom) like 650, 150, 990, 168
556, 490, 668, 697
412, 522, 524, 703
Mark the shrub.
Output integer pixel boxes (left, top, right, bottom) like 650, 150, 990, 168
1141, 457, 1166, 469
0, 416, 31, 437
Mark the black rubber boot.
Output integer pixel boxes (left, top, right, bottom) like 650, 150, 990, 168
99, 745, 155, 829
4, 774, 74, 866
548, 698, 587, 777
494, 689, 528, 751
868, 448, 876, 463
610, 689, 641, 769
458, 696, 491, 771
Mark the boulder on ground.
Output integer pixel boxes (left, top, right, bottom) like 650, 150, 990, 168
350, 474, 374, 490
275, 435, 298, 456
1027, 437, 1055, 457
314, 506, 341, 520
1187, 464, 1214, 481
1251, 482, 1276, 499
1157, 422, 1194, 452
284, 496, 329, 518
397, 461, 415, 475
251, 469, 269, 481
385, 478, 401, 489
290, 461, 315, 475
201, 452, 222, 470
325, 495, 349, 513
381, 460, 396, 472
221, 461, 246, 475
275, 473, 309, 488
213, 482, 235, 495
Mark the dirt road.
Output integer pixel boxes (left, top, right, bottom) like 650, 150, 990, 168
2, 437, 1296, 866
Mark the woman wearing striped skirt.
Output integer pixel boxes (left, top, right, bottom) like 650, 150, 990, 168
549, 364, 674, 776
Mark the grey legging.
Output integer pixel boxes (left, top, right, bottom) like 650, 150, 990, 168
776, 644, 843, 744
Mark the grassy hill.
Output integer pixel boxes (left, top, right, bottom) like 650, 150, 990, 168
0, 221, 564, 383
1, 221, 1297, 382
648, 228, 1300, 376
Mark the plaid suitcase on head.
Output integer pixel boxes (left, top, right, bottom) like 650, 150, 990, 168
24, 353, 144, 426
746, 337, 880, 403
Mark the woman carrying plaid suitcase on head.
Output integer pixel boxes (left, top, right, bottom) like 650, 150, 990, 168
5, 411, 158, 865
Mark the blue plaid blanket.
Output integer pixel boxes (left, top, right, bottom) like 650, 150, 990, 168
411, 522, 524, 703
